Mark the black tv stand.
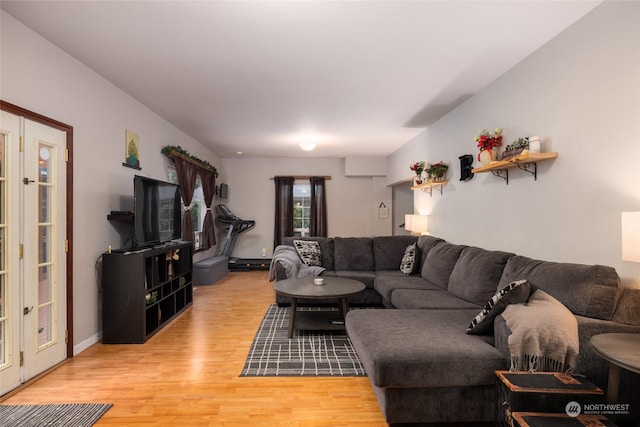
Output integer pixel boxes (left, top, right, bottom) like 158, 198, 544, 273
102, 241, 193, 343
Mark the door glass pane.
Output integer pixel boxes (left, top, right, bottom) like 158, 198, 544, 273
0, 134, 4, 177
38, 185, 52, 223
0, 320, 5, 365
38, 146, 51, 183
38, 225, 52, 264
38, 303, 52, 346
0, 227, 4, 271
38, 265, 52, 304
0, 182, 4, 224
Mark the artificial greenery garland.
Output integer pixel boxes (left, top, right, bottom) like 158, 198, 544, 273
161, 145, 218, 177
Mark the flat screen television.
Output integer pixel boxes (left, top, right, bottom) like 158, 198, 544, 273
133, 175, 182, 248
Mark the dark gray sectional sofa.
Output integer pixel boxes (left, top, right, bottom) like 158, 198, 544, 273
271, 235, 640, 425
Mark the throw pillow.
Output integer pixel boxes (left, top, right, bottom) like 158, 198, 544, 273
466, 279, 530, 335
400, 243, 417, 274
293, 240, 322, 267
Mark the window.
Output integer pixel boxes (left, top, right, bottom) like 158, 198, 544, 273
190, 177, 205, 250
293, 182, 310, 237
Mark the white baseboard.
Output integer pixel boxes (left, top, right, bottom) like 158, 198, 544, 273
73, 332, 101, 356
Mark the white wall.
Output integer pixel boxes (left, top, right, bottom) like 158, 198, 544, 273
220, 156, 392, 259
388, 1, 640, 288
1, 11, 222, 352
392, 183, 414, 236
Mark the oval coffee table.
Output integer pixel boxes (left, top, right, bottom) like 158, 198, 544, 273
272, 277, 365, 338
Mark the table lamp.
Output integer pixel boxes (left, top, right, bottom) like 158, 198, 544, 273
404, 214, 429, 236
621, 211, 640, 262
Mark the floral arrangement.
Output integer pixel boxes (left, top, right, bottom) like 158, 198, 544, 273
409, 161, 426, 176
475, 128, 503, 151
167, 249, 180, 261
427, 161, 449, 180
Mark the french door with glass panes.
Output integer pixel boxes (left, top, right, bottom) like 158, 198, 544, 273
0, 110, 68, 396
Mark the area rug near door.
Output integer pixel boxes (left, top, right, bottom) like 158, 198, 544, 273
0, 403, 112, 427
240, 304, 367, 376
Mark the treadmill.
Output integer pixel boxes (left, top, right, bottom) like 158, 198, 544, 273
216, 204, 267, 271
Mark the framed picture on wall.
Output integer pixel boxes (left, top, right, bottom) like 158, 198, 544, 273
123, 129, 141, 170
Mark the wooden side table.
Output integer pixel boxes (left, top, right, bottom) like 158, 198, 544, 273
495, 370, 604, 427
590, 333, 640, 404
512, 412, 616, 427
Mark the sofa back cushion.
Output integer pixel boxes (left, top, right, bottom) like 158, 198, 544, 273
281, 237, 335, 270
373, 235, 418, 271
334, 237, 375, 271
417, 235, 445, 268
421, 242, 466, 289
498, 255, 621, 320
448, 247, 514, 305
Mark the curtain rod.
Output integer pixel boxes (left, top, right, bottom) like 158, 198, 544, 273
271, 176, 332, 180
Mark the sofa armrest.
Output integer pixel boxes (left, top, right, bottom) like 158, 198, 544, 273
273, 260, 289, 281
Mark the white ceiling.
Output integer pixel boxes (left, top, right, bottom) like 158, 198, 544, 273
1, 1, 601, 158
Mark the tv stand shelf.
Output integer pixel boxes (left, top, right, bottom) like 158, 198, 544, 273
102, 241, 193, 343
107, 212, 134, 222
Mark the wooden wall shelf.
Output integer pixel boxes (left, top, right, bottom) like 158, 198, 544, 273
411, 180, 448, 196
471, 152, 557, 185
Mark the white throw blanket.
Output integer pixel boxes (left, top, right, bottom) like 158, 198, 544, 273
502, 289, 579, 373
268, 245, 325, 281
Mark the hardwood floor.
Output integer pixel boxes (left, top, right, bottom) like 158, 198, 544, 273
2, 271, 387, 426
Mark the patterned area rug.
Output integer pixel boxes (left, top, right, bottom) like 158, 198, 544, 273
240, 304, 367, 376
0, 403, 112, 427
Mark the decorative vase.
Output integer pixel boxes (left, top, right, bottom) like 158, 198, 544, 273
478, 149, 497, 165
430, 172, 446, 182
528, 136, 541, 153
167, 261, 174, 278
415, 174, 423, 185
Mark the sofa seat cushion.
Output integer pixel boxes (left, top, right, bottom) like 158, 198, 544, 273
374, 276, 441, 303
334, 237, 375, 271
374, 269, 416, 278
373, 235, 418, 271
346, 309, 507, 388
390, 289, 482, 310
498, 255, 621, 320
335, 270, 377, 288
421, 242, 467, 289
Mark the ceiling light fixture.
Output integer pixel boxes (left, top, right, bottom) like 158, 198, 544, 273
299, 142, 316, 151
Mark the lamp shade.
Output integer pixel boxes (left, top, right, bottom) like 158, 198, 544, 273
404, 214, 413, 232
622, 211, 640, 262
405, 214, 428, 235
